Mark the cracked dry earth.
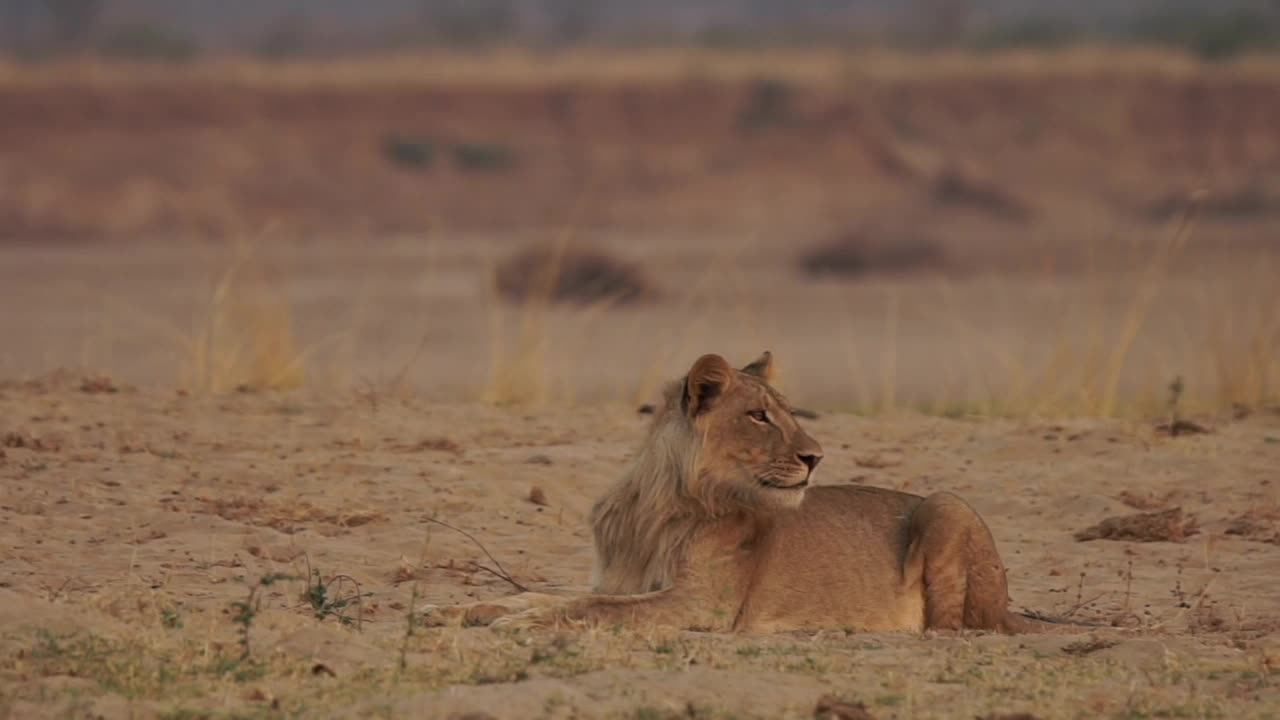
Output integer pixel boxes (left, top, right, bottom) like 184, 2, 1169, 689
1, 376, 1278, 719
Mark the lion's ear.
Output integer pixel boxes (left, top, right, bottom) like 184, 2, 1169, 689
684, 354, 735, 417
741, 351, 775, 383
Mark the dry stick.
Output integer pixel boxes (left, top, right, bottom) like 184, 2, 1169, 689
1123, 558, 1134, 615
356, 325, 433, 412
1154, 577, 1218, 632
386, 326, 434, 396
424, 517, 529, 593
1063, 592, 1110, 620
1059, 568, 1111, 620
327, 573, 368, 631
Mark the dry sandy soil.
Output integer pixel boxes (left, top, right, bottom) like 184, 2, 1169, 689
1, 375, 1279, 719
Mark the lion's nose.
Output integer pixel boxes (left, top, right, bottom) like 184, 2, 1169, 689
798, 452, 822, 472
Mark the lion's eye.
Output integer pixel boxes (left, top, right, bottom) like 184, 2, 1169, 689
747, 409, 769, 423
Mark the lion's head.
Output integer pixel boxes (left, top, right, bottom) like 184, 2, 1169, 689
682, 352, 824, 512
590, 351, 823, 593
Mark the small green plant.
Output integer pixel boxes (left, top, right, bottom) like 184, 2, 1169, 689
398, 582, 421, 673
160, 607, 182, 630
303, 561, 372, 628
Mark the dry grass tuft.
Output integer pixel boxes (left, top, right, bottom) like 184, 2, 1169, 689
1074, 507, 1200, 544
482, 231, 645, 406
1115, 489, 1177, 511
179, 260, 306, 394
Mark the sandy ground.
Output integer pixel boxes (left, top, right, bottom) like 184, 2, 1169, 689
1, 374, 1278, 719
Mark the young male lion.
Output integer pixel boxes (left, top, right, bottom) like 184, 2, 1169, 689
444, 351, 1066, 634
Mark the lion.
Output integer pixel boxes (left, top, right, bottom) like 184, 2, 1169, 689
439, 351, 1074, 634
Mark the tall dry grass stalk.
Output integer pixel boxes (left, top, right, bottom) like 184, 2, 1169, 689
481, 229, 574, 407
828, 202, 1277, 418
105, 240, 336, 395
623, 246, 741, 406
180, 257, 307, 394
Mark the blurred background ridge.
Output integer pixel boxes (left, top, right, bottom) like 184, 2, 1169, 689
0, 0, 1277, 417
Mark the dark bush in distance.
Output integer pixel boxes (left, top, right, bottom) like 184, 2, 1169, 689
495, 245, 653, 305
931, 167, 1032, 222
382, 135, 436, 170
98, 24, 198, 61
800, 230, 944, 279
1145, 184, 1280, 222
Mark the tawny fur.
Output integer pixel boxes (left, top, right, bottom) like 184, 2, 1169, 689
445, 352, 1074, 635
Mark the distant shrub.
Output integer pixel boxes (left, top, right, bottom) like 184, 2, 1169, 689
252, 14, 312, 59
98, 24, 198, 62
543, 0, 598, 45
1130, 9, 1280, 61
495, 245, 653, 305
422, 0, 516, 46
800, 229, 944, 279
1145, 184, 1280, 222
974, 19, 1080, 51
382, 135, 436, 170
451, 142, 517, 171
737, 78, 797, 131
931, 166, 1032, 222
696, 25, 767, 50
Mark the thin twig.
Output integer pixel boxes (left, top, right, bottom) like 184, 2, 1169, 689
424, 517, 529, 592
328, 573, 368, 631
1063, 592, 1110, 620
1152, 577, 1218, 632
399, 581, 421, 674
387, 327, 433, 395
468, 563, 526, 589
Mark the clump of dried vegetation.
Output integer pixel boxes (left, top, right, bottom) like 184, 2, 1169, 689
799, 228, 944, 279
494, 243, 654, 306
